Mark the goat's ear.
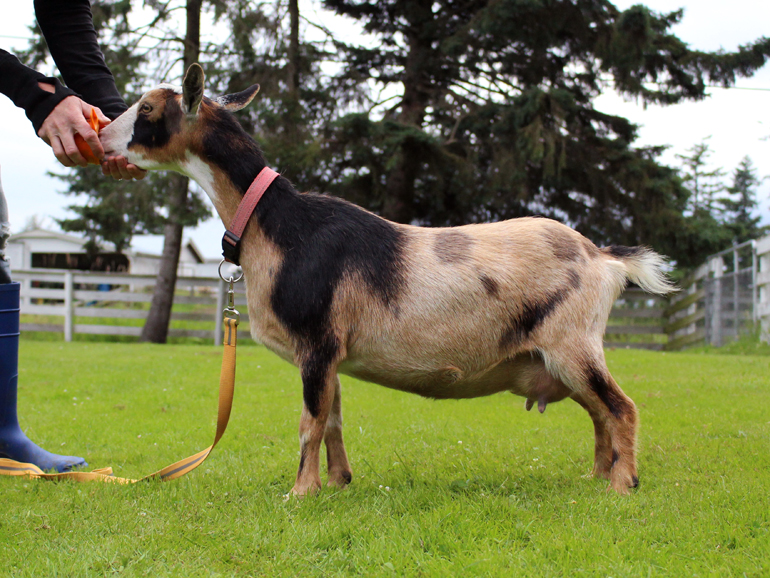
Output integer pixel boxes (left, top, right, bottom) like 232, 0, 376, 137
214, 85, 260, 112
182, 63, 205, 114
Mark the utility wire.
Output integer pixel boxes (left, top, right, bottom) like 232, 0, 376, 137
706, 85, 770, 92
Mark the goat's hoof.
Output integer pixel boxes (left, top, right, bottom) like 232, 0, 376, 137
327, 470, 353, 488
608, 470, 638, 495
289, 480, 322, 498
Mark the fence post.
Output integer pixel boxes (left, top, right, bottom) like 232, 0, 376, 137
709, 256, 724, 346
732, 245, 740, 340
751, 240, 758, 326
759, 238, 770, 342
64, 270, 74, 342
21, 276, 30, 307
214, 277, 225, 346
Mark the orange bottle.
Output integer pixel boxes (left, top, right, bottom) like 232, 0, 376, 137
74, 108, 102, 165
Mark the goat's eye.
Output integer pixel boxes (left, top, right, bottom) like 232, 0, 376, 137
139, 103, 153, 114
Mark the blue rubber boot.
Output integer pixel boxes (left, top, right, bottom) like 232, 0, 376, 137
0, 282, 86, 472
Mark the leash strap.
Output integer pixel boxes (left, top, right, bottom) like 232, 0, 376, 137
222, 167, 280, 266
0, 316, 239, 483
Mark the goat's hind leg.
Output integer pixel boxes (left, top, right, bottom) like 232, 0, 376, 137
324, 375, 353, 488
546, 348, 639, 494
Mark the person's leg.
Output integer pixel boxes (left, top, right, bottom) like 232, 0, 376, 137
0, 282, 86, 472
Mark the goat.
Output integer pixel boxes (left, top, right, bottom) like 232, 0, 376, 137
100, 64, 673, 496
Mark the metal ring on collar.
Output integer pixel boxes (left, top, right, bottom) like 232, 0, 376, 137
218, 259, 244, 283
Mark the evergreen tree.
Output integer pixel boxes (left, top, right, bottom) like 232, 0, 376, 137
320, 0, 770, 268
673, 138, 733, 261
721, 156, 766, 244
204, 0, 355, 190
675, 139, 726, 214
55, 170, 170, 254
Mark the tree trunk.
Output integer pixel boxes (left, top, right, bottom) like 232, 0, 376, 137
380, 0, 433, 224
139, 0, 201, 343
140, 174, 189, 343
287, 0, 300, 99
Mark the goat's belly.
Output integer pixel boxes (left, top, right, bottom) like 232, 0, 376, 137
337, 359, 513, 399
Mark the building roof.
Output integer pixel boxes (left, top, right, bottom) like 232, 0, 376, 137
8, 227, 119, 252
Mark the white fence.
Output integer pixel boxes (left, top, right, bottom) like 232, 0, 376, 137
14, 269, 251, 346
666, 236, 770, 349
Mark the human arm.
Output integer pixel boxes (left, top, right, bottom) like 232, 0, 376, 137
33, 0, 145, 179
0, 49, 100, 167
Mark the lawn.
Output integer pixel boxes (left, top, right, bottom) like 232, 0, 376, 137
2, 340, 769, 577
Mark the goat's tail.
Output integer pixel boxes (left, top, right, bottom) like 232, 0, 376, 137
602, 246, 676, 296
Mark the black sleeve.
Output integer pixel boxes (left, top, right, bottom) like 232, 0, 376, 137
0, 49, 79, 133
34, 0, 127, 120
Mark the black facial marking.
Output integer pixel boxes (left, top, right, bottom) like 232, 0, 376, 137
546, 229, 581, 261
568, 269, 581, 289
434, 230, 474, 264
164, 95, 184, 134
128, 89, 181, 150
604, 245, 643, 259
301, 337, 339, 418
585, 364, 627, 418
499, 289, 568, 349
480, 274, 500, 298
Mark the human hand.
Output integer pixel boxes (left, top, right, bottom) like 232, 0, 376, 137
100, 156, 147, 181
36, 86, 109, 168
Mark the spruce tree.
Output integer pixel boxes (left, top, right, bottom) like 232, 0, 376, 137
675, 139, 726, 215
321, 0, 770, 268
721, 156, 766, 244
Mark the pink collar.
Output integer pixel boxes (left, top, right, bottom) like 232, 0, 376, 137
221, 167, 280, 265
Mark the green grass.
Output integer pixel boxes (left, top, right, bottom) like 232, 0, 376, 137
3, 340, 769, 577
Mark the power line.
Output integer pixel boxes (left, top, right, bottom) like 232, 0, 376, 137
706, 85, 770, 92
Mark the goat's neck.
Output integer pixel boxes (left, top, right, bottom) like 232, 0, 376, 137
179, 151, 296, 276
181, 154, 268, 232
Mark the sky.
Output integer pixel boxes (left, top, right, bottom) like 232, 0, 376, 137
1, 0, 769, 259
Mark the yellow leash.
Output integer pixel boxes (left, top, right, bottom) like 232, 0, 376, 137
0, 276, 241, 484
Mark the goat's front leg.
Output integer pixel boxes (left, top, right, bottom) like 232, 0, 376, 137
324, 375, 353, 488
291, 348, 339, 497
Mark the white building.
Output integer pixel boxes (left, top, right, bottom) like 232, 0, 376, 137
5, 227, 217, 277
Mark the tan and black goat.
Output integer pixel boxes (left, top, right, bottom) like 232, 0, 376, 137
100, 64, 674, 496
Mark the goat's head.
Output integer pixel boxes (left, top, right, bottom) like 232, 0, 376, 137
100, 64, 260, 175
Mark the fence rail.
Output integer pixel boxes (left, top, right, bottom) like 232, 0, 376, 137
14, 269, 250, 346
12, 234, 770, 350
665, 238, 770, 349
